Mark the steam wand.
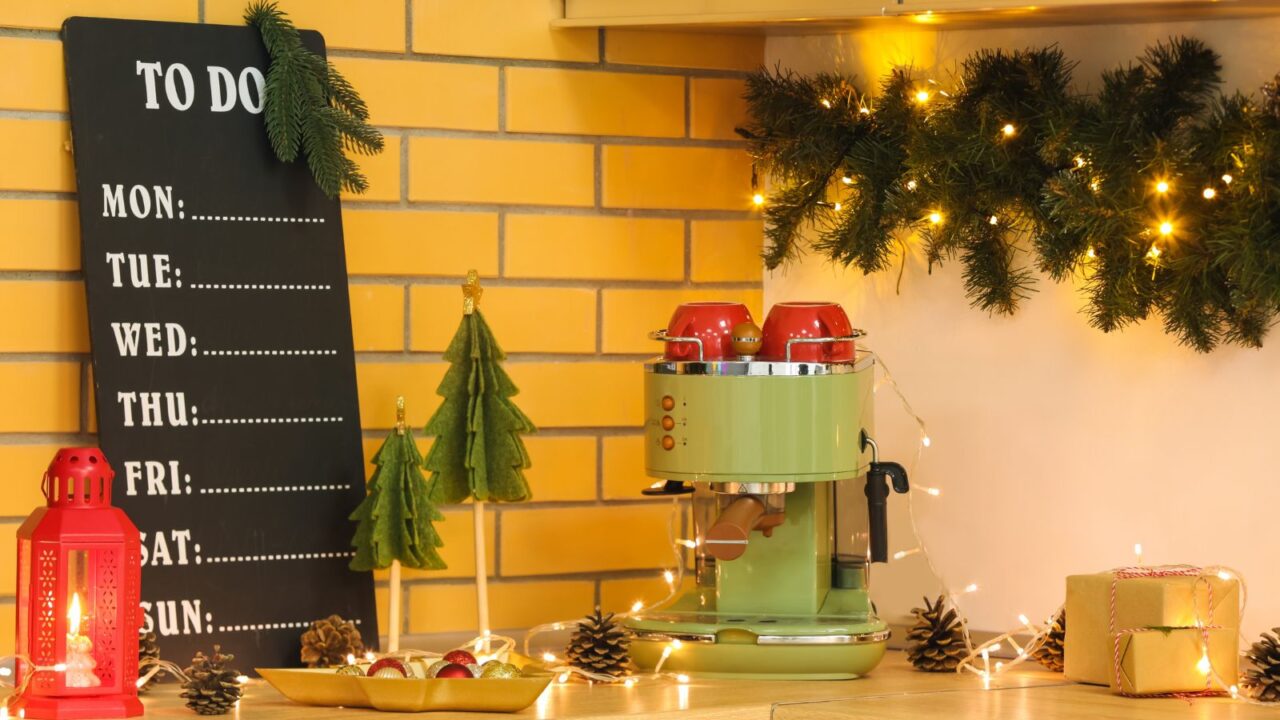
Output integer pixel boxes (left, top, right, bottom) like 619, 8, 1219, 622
861, 430, 910, 563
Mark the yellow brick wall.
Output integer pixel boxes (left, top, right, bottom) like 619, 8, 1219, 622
0, 0, 764, 652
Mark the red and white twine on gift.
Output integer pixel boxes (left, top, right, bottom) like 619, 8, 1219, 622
1108, 565, 1227, 699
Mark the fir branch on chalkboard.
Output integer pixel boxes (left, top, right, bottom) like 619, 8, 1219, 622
244, 1, 383, 196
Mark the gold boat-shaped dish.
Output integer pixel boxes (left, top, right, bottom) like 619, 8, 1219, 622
256, 667, 553, 713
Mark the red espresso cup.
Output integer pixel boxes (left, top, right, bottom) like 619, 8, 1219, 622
663, 302, 754, 361
760, 302, 856, 362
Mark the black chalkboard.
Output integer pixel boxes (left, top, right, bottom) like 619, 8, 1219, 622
63, 17, 377, 670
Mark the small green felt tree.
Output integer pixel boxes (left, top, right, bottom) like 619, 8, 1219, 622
423, 272, 535, 505
422, 271, 534, 647
349, 397, 444, 651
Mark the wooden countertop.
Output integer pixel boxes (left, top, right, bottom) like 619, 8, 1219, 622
136, 651, 1270, 719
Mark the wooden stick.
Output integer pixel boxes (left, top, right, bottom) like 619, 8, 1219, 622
388, 559, 401, 653
474, 500, 490, 652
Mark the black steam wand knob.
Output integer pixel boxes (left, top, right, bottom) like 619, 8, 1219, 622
861, 430, 910, 563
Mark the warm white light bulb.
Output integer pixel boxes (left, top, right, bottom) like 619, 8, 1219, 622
964, 583, 979, 593
671, 639, 684, 650
1086, 246, 1096, 259
1155, 180, 1170, 194
1001, 123, 1016, 137
921, 435, 931, 447
663, 570, 675, 585
915, 90, 931, 103
1196, 651, 1212, 675
630, 600, 644, 613
1218, 570, 1232, 581
928, 212, 943, 225
833, 202, 843, 211
906, 180, 919, 191
752, 193, 765, 207
542, 652, 557, 663
841, 176, 854, 185
989, 215, 999, 225
624, 678, 636, 688
859, 106, 871, 115
821, 98, 833, 109
1018, 614, 1031, 626
1075, 156, 1087, 168
676, 674, 690, 683
1222, 174, 1234, 185
1158, 222, 1173, 237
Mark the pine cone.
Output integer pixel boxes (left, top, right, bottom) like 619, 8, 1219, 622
300, 615, 365, 668
905, 595, 968, 672
1031, 609, 1066, 672
138, 629, 161, 693
181, 646, 243, 716
1242, 628, 1280, 702
565, 607, 630, 677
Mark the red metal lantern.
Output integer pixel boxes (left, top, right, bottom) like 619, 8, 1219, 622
12, 448, 143, 719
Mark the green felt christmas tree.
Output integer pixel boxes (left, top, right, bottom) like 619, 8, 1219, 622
349, 397, 445, 652
423, 271, 535, 504
421, 271, 534, 648
349, 398, 446, 572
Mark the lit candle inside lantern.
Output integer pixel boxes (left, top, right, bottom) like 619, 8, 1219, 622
65, 593, 101, 688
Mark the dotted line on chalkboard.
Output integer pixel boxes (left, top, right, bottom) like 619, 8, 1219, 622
199, 484, 351, 494
190, 215, 326, 223
206, 551, 355, 563
201, 349, 339, 356
194, 416, 344, 425
188, 283, 333, 290
217, 619, 362, 633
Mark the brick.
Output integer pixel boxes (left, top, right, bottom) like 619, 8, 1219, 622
0, 281, 87, 353
407, 579, 593, 634
374, 508, 496, 581
0, 38, 65, 111
205, 0, 404, 52
506, 68, 683, 138
332, 58, 498, 131
506, 363, 642, 428
601, 435, 652, 500
0, 524, 15, 595
355, 362, 445, 430
0, 445, 62, 517
0, 1, 197, 30
605, 30, 764, 71
344, 135, 400, 203
601, 145, 754, 211
0, 363, 80, 433
410, 285, 596, 354
691, 77, 748, 140
523, 436, 596, 502
0, 120, 74, 193
501, 505, 673, 575
0, 200, 79, 271
409, 137, 594, 206
600, 575, 693, 616
348, 284, 404, 352
0, 604, 12, 655
412, 0, 597, 62
691, 220, 763, 282
343, 209, 498, 277
601, 288, 763, 354
504, 215, 683, 281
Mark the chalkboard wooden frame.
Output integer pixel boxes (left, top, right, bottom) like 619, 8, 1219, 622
63, 16, 377, 670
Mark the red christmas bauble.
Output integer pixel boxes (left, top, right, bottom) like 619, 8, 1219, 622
434, 663, 473, 679
442, 649, 477, 666
365, 658, 409, 678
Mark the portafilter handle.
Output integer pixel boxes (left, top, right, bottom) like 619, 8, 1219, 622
860, 430, 909, 564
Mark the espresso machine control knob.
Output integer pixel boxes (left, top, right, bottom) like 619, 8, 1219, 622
860, 430, 909, 564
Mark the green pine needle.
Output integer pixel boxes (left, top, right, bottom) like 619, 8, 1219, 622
246, 1, 383, 197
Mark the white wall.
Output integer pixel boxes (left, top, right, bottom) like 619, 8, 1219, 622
765, 17, 1280, 640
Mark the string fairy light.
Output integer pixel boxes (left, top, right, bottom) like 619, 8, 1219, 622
928, 211, 944, 225
751, 192, 765, 207
1155, 179, 1171, 194
1000, 123, 1016, 137
1203, 187, 1217, 199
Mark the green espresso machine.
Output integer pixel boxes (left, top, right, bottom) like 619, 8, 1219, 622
625, 315, 909, 680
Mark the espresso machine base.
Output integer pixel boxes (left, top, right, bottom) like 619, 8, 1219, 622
627, 588, 890, 679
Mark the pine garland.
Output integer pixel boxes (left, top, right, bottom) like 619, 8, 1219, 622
245, 1, 383, 196
742, 36, 1280, 352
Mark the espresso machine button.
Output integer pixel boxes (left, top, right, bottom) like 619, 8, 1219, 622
661, 436, 675, 450
661, 395, 675, 411
661, 416, 675, 431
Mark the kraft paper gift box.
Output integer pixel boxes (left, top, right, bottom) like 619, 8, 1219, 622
1112, 627, 1237, 695
1064, 570, 1240, 692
